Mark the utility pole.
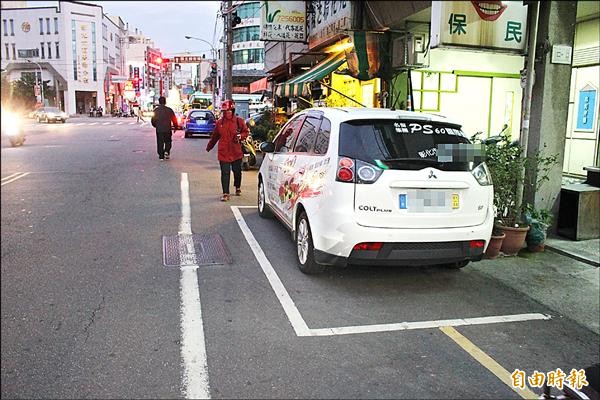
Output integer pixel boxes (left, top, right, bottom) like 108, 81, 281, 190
514, 1, 540, 223
224, 0, 233, 100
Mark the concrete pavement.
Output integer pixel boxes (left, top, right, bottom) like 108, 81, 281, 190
471, 236, 600, 334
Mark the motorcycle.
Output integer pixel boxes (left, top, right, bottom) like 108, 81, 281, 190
2, 110, 26, 147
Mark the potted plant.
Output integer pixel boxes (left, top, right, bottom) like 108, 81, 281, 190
473, 130, 529, 256
484, 226, 506, 259
523, 204, 553, 252
474, 130, 559, 256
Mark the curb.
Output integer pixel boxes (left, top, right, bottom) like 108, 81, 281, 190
545, 245, 600, 268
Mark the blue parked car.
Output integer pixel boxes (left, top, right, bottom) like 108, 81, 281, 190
184, 109, 216, 138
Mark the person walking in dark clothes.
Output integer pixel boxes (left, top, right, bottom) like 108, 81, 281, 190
206, 100, 249, 201
151, 96, 177, 160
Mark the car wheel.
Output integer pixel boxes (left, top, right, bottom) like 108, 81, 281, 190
61, 119, 66, 123
296, 212, 325, 275
257, 179, 273, 219
37, 117, 42, 123
184, 131, 190, 138
444, 260, 470, 269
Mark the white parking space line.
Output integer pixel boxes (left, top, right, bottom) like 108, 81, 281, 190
102, 122, 111, 125
179, 173, 210, 399
89, 122, 98, 125
116, 122, 123, 125
1, 172, 30, 186
76, 122, 86, 126
232, 206, 551, 337
231, 206, 311, 336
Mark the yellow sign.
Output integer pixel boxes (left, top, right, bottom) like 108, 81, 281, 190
452, 194, 460, 209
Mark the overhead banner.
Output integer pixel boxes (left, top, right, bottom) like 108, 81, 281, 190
430, 1, 528, 53
260, 1, 306, 42
307, 0, 352, 50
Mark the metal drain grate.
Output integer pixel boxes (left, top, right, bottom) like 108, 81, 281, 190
162, 233, 232, 267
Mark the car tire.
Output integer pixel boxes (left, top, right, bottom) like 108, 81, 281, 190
444, 260, 470, 269
37, 117, 42, 123
257, 179, 273, 219
61, 119, 66, 123
184, 131, 190, 138
296, 212, 325, 275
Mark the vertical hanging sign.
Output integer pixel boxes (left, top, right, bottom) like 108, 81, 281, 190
76, 20, 93, 84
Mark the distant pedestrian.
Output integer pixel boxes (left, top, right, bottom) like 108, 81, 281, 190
205, 99, 249, 201
151, 96, 177, 161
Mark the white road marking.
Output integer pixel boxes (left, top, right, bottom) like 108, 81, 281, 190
129, 122, 135, 125
179, 172, 210, 399
232, 206, 552, 337
2, 172, 22, 181
116, 122, 123, 125
76, 122, 86, 126
1, 172, 30, 186
231, 206, 311, 336
89, 122, 98, 126
102, 122, 110, 125
141, 122, 148, 127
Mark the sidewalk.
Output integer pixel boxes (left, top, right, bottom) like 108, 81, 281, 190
470, 236, 600, 334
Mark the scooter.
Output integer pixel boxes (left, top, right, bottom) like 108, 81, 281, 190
2, 110, 26, 147
240, 133, 257, 171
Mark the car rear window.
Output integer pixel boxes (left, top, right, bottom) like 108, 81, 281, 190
189, 111, 213, 120
339, 119, 475, 171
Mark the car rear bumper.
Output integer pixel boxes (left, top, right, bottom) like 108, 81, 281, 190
315, 241, 485, 267
185, 126, 213, 134
309, 206, 493, 267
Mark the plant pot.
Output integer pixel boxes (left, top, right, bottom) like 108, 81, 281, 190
484, 232, 506, 259
496, 224, 530, 256
527, 243, 545, 252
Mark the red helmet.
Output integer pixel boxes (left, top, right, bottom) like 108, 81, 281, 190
221, 100, 235, 111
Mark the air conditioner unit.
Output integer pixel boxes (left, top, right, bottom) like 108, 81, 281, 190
392, 32, 429, 70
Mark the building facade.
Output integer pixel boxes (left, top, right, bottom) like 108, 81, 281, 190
1, 1, 126, 115
230, 0, 265, 93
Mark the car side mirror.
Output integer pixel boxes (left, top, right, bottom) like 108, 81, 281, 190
260, 141, 275, 153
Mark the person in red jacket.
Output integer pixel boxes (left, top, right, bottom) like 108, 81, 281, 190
206, 100, 249, 201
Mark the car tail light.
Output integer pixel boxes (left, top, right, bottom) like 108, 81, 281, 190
336, 157, 355, 182
469, 240, 485, 249
353, 242, 383, 251
336, 157, 382, 184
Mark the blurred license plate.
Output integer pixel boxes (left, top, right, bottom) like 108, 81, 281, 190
402, 190, 454, 212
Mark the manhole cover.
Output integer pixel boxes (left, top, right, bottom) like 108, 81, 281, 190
162, 233, 232, 267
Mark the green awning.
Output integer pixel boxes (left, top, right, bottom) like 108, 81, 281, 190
276, 52, 347, 98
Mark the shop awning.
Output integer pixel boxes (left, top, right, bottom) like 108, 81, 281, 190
250, 77, 268, 93
275, 52, 346, 98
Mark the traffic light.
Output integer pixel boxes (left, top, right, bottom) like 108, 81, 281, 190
231, 12, 241, 27
210, 62, 217, 76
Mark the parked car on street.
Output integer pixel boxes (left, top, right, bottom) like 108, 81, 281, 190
257, 107, 494, 274
36, 107, 68, 123
184, 109, 216, 138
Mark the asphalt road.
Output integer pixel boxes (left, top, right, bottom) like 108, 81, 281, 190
1, 118, 598, 399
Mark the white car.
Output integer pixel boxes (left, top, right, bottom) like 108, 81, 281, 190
257, 107, 494, 274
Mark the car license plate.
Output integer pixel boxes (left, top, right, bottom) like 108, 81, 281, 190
452, 193, 460, 209
401, 190, 451, 212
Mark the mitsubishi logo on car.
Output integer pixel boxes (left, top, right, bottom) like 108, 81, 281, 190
428, 170, 437, 179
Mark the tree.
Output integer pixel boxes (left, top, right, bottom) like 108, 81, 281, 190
9, 73, 54, 110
